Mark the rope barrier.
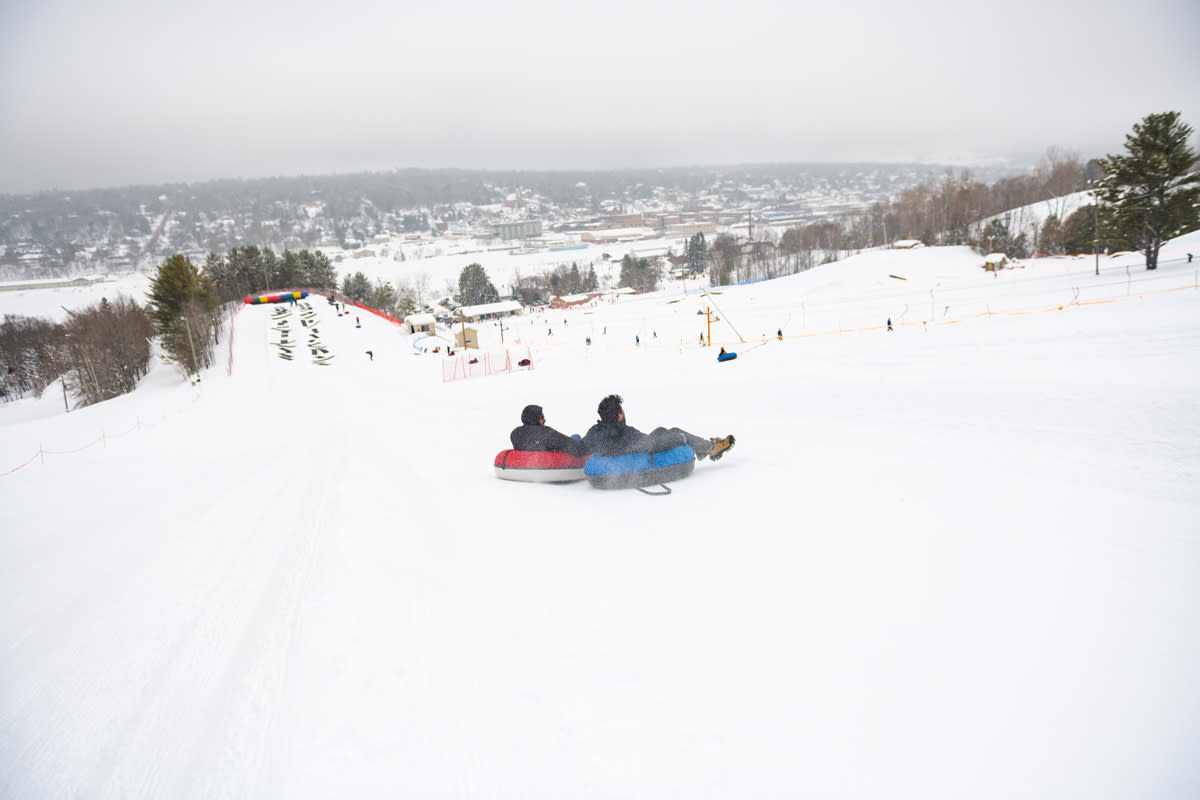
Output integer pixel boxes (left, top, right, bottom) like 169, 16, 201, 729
2, 389, 203, 478
0, 450, 42, 476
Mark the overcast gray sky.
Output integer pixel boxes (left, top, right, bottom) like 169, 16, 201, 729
1, 0, 1197, 194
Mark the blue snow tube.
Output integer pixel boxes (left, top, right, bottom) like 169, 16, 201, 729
717, 351, 737, 362
584, 445, 696, 490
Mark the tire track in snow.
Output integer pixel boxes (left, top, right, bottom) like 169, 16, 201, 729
77, 442, 325, 798
184, 429, 347, 798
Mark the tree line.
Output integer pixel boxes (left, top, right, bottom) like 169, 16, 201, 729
510, 262, 600, 305
1, 298, 153, 407
722, 115, 1197, 282
203, 246, 338, 304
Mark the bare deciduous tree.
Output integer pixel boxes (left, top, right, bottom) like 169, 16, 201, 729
63, 296, 153, 406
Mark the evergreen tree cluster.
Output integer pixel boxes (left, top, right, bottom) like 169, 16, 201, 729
511, 262, 599, 305
204, 246, 338, 304
619, 254, 660, 293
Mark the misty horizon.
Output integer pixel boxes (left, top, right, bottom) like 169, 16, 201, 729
1, 0, 1197, 196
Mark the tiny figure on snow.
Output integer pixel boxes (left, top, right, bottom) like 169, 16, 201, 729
887, 317, 893, 332
777, 328, 783, 340
366, 350, 373, 361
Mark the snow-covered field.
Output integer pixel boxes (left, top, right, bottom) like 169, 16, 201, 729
2, 234, 1199, 799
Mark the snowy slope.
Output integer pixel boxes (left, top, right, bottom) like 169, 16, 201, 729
2, 235, 1199, 799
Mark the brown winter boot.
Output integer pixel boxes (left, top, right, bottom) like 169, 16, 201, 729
708, 435, 735, 461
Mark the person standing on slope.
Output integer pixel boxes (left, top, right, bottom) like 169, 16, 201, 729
582, 394, 734, 460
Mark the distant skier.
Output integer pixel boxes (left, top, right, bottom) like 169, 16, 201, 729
887, 317, 893, 332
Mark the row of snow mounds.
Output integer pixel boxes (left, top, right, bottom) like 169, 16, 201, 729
266, 301, 332, 365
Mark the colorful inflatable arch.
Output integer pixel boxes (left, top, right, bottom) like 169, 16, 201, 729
244, 290, 309, 304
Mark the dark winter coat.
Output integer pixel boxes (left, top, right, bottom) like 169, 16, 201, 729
510, 423, 590, 456
581, 419, 686, 457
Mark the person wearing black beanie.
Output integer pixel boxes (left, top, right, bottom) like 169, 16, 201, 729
510, 404, 590, 456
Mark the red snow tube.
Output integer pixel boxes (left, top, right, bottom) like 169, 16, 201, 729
494, 449, 589, 483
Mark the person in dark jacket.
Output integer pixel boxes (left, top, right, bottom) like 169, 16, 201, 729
510, 404, 590, 456
582, 394, 734, 460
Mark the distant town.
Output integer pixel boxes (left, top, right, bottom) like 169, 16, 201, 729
0, 162, 1026, 283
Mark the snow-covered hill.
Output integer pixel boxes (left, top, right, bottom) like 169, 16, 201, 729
2, 234, 1199, 799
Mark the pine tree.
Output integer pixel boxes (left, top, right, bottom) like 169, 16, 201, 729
341, 272, 373, 303
458, 263, 499, 305
145, 254, 220, 377
1099, 112, 1200, 270
686, 233, 707, 275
